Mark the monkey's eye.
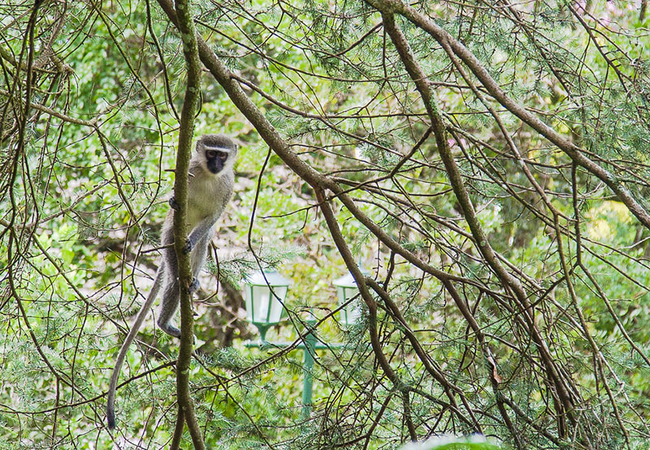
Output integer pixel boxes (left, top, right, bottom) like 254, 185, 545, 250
218, 152, 228, 161
206, 150, 217, 159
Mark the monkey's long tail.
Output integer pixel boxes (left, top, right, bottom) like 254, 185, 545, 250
106, 268, 163, 430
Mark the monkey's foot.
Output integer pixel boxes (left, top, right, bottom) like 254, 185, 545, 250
158, 320, 181, 339
168, 196, 181, 211
182, 238, 193, 254
189, 277, 200, 293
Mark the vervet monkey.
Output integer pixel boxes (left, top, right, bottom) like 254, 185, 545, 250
106, 134, 238, 430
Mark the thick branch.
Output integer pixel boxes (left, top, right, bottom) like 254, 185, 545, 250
314, 187, 398, 386
363, 0, 650, 231
154, 0, 479, 292
374, 7, 574, 439
163, 0, 205, 447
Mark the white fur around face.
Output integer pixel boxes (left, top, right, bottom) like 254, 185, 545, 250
185, 136, 237, 229
191, 134, 238, 177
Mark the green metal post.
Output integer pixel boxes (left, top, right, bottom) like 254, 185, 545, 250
255, 323, 270, 342
301, 323, 316, 420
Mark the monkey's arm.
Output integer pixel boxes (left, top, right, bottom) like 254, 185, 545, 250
183, 214, 220, 254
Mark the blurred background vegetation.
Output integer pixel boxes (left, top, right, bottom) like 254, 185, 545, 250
1, 0, 649, 448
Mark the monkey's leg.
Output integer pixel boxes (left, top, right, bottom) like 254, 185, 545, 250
190, 235, 210, 287
157, 279, 181, 338
189, 277, 200, 293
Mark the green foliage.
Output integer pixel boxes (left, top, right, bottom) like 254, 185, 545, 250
2, 0, 650, 448
401, 435, 503, 450
212, 244, 305, 281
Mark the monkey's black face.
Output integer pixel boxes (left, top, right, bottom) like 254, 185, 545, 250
205, 149, 229, 174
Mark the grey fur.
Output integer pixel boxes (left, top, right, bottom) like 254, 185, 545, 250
106, 134, 237, 430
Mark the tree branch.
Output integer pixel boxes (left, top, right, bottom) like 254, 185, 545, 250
371, 7, 573, 441
363, 0, 650, 232
160, 0, 205, 447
